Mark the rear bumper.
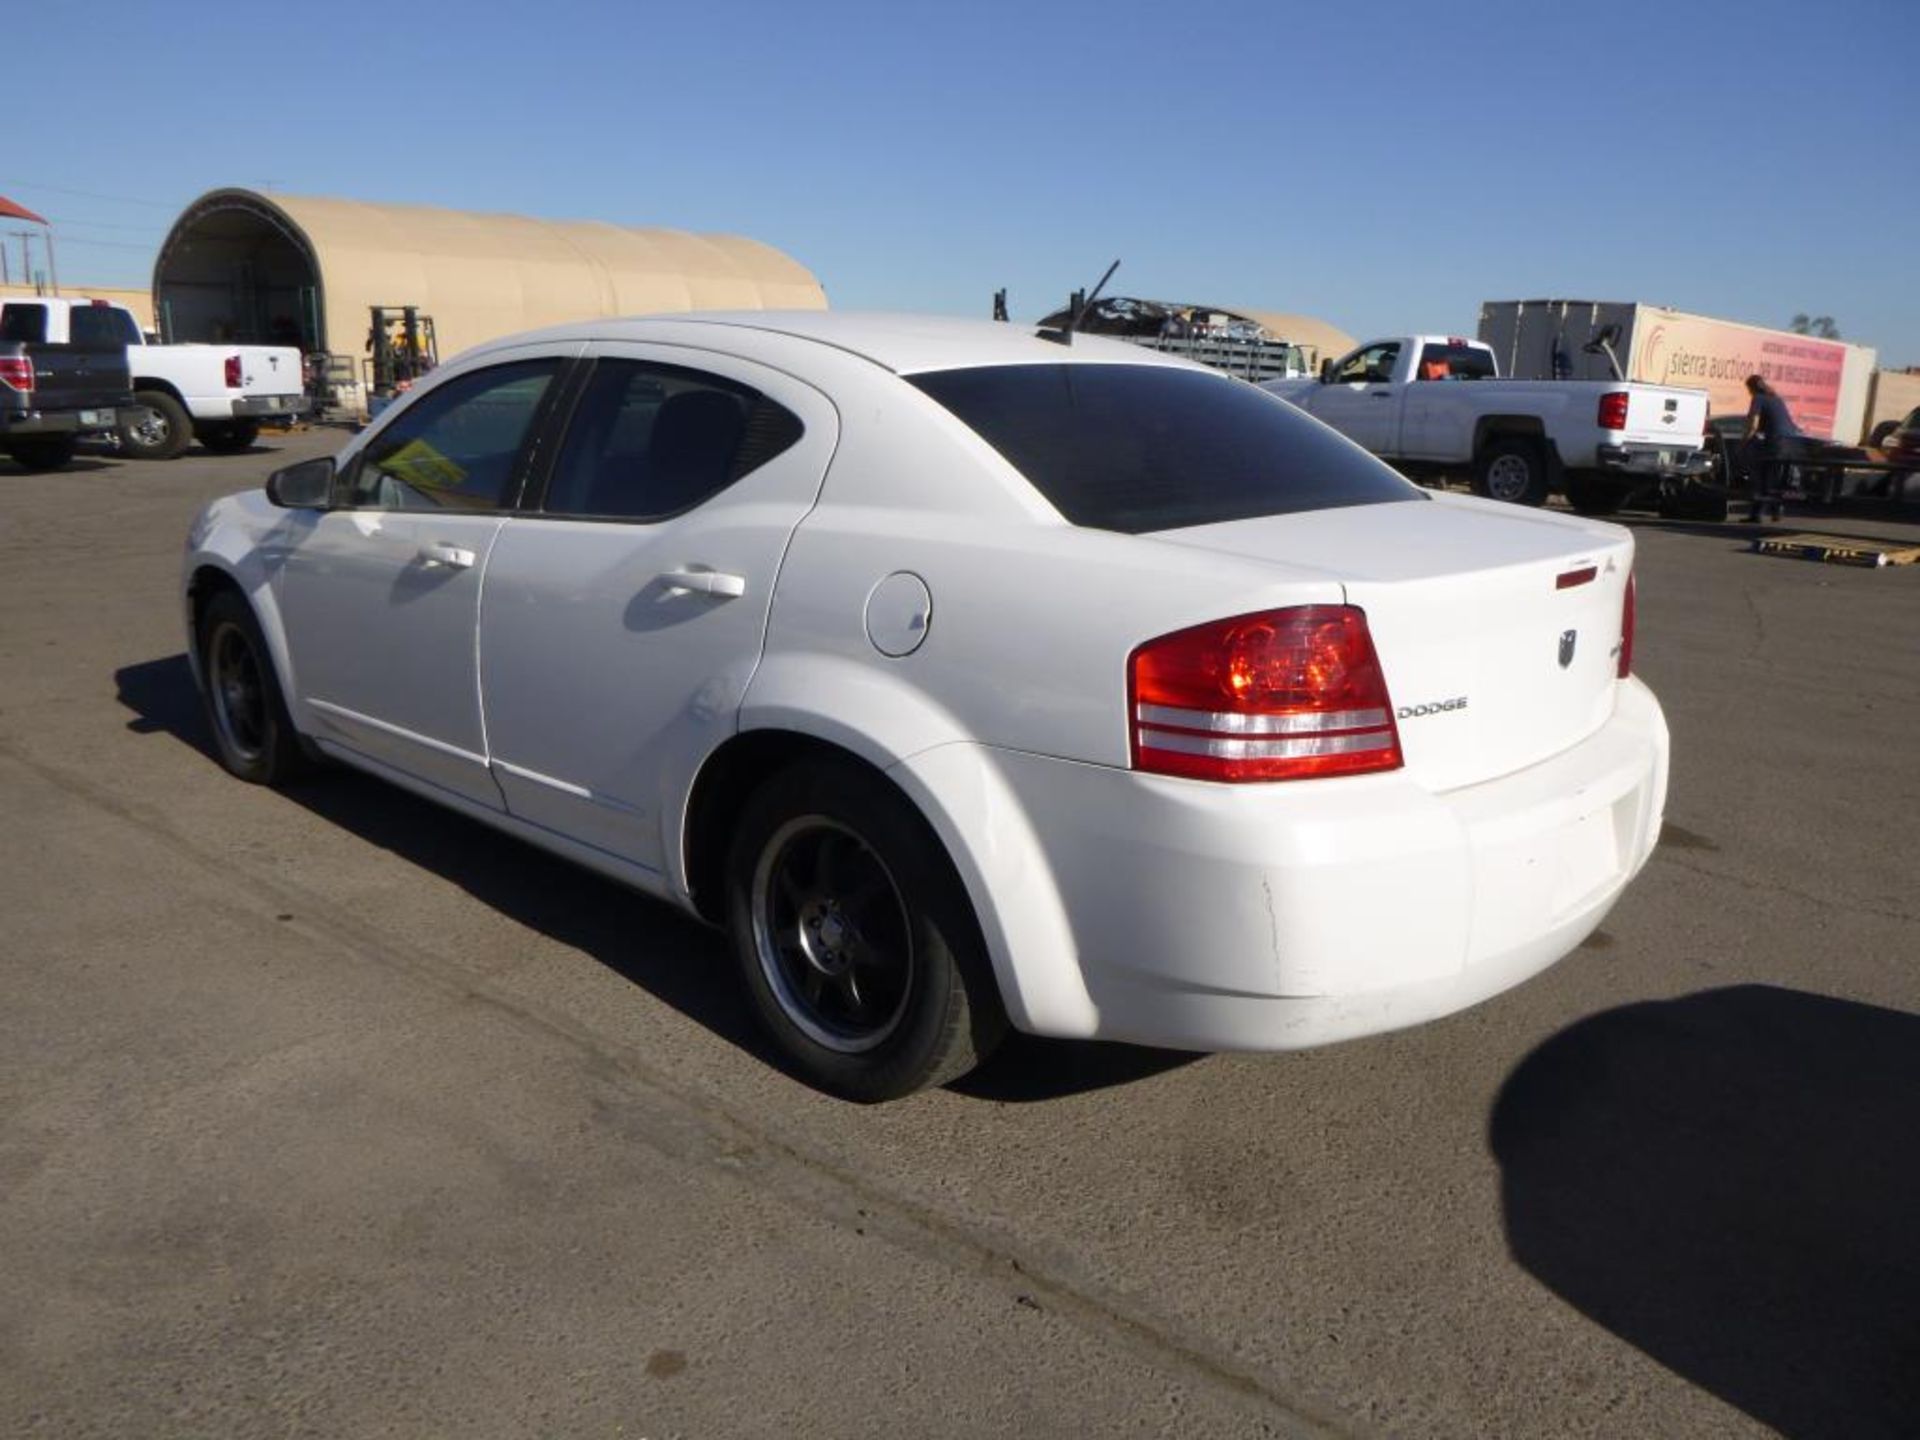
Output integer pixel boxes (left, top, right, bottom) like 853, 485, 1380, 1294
0, 406, 121, 437
229, 394, 311, 419
1596, 443, 1711, 478
898, 677, 1669, 1051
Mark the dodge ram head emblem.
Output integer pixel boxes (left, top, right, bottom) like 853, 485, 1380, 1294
1559, 629, 1578, 668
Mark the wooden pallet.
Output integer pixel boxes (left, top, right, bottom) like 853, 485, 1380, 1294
1753, 532, 1920, 567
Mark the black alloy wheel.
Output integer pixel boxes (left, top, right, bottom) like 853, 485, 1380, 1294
726, 758, 1006, 1101
197, 590, 308, 785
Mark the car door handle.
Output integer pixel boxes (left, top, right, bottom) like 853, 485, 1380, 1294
417, 542, 476, 569
1370, 390, 1393, 398
660, 568, 747, 599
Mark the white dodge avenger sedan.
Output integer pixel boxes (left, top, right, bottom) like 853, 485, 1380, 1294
184, 313, 1668, 1100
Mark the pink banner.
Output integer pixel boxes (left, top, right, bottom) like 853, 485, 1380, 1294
1631, 315, 1847, 439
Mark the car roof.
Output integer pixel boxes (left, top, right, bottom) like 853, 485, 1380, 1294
468, 310, 1195, 377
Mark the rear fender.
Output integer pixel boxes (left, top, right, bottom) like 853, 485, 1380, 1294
735, 653, 1098, 1038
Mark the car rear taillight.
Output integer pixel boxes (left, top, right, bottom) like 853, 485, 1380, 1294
1618, 574, 1636, 679
224, 354, 243, 388
0, 357, 32, 392
1598, 392, 1630, 431
1130, 606, 1402, 782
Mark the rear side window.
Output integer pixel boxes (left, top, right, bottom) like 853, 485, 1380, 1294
909, 364, 1423, 534
541, 359, 803, 520
68, 305, 142, 347
1416, 343, 1497, 381
0, 304, 48, 344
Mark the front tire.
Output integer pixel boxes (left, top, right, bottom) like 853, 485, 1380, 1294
5, 435, 78, 471
119, 389, 191, 460
197, 590, 308, 784
725, 759, 1006, 1101
1472, 438, 1550, 506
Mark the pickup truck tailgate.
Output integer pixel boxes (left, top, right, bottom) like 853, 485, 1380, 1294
1620, 386, 1708, 447
24, 348, 131, 415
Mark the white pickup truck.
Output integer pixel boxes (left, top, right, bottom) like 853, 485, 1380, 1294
1261, 335, 1710, 511
0, 297, 307, 460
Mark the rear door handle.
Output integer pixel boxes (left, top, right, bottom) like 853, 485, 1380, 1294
660, 568, 747, 598
417, 542, 476, 569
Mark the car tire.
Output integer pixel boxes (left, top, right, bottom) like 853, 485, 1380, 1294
5, 435, 78, 471
197, 589, 308, 785
1472, 438, 1550, 506
1868, 420, 1897, 449
1563, 470, 1627, 515
197, 419, 261, 453
725, 758, 1007, 1101
119, 389, 192, 460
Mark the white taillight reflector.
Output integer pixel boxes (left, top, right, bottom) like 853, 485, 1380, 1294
1129, 606, 1403, 783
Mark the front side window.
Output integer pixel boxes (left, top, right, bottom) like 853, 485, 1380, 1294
910, 363, 1423, 534
68, 305, 142, 347
346, 360, 558, 510
540, 359, 802, 520
1332, 342, 1400, 384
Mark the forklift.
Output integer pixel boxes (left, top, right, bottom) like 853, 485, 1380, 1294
364, 305, 439, 417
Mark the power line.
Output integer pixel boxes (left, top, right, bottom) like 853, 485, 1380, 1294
48, 217, 168, 234
35, 236, 159, 252
5, 180, 179, 210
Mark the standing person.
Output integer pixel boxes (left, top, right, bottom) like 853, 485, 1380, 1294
1741, 373, 1802, 523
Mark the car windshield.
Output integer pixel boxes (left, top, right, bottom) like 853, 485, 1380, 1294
909, 363, 1423, 533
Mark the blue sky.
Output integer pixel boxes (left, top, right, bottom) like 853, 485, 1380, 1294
8, 0, 1916, 363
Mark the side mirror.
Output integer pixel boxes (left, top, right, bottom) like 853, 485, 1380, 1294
1318, 359, 1333, 383
266, 456, 335, 509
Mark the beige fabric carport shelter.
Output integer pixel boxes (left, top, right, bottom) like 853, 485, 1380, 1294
152, 188, 825, 382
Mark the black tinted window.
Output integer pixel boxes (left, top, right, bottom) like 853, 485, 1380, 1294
68, 305, 141, 347
1, 305, 47, 344
542, 359, 802, 520
348, 360, 557, 510
911, 364, 1423, 534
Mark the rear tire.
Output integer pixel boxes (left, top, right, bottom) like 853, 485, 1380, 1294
5, 435, 78, 471
725, 758, 1006, 1101
197, 590, 308, 785
1563, 470, 1627, 515
1472, 438, 1550, 506
119, 389, 191, 460
197, 419, 261, 453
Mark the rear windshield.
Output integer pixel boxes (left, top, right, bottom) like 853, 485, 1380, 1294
1416, 343, 1497, 381
909, 364, 1423, 533
68, 304, 141, 347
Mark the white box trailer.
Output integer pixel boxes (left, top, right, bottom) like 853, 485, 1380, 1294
1477, 299, 1878, 442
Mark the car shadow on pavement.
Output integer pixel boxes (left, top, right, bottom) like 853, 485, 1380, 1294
115, 652, 1196, 1103
1488, 984, 1920, 1440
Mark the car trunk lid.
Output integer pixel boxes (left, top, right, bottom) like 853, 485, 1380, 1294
1153, 496, 1633, 792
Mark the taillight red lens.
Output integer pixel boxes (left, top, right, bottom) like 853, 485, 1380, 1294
1618, 574, 1636, 679
224, 354, 243, 388
1130, 606, 1403, 782
0, 357, 32, 392
1598, 392, 1630, 430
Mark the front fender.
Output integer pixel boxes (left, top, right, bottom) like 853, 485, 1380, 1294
182, 494, 314, 729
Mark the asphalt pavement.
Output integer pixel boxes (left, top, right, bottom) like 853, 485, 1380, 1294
3, 429, 1916, 1439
